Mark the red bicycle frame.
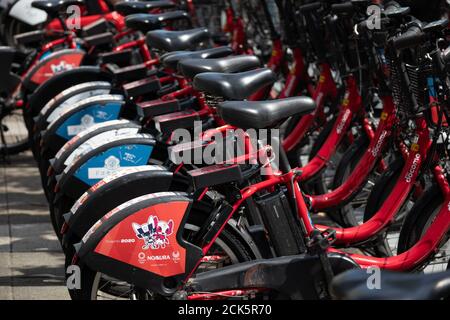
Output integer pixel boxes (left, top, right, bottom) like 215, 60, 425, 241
300, 76, 362, 180
282, 63, 338, 152
309, 95, 395, 210
182, 104, 446, 276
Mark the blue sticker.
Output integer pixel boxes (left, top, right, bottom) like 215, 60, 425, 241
427, 77, 437, 98
73, 144, 153, 185
39, 50, 52, 61
56, 103, 122, 140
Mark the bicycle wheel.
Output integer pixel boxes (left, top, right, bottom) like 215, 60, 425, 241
67, 208, 254, 300
397, 183, 450, 273
302, 116, 350, 195
0, 105, 29, 155
359, 157, 408, 256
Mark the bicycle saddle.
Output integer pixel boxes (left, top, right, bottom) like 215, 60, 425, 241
125, 11, 190, 33
193, 68, 276, 100
115, 1, 177, 16
330, 269, 450, 300
178, 55, 261, 79
161, 46, 233, 70
146, 27, 210, 52
32, 0, 84, 15
217, 97, 315, 129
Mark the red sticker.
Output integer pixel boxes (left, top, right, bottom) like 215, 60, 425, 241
94, 201, 189, 277
30, 52, 84, 85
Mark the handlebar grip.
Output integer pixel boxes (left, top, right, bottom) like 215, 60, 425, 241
392, 26, 426, 50
383, 6, 410, 19
299, 2, 322, 13
356, 17, 390, 34
331, 2, 353, 15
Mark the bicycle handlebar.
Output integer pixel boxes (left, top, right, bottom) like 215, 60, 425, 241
331, 2, 354, 15
392, 25, 425, 50
298, 2, 322, 13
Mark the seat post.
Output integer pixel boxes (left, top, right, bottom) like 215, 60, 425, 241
270, 135, 291, 174
278, 144, 292, 174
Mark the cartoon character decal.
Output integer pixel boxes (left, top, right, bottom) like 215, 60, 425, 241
93, 201, 190, 277
28, 51, 84, 85
132, 216, 174, 250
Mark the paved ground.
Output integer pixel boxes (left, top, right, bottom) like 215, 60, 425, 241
0, 151, 69, 300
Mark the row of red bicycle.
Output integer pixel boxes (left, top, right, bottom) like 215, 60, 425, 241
1, 0, 450, 299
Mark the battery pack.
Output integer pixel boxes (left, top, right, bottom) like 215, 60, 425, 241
255, 190, 306, 256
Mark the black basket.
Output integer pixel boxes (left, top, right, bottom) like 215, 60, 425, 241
386, 48, 429, 118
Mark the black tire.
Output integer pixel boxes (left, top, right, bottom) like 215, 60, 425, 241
360, 157, 405, 257
67, 208, 254, 300
327, 135, 370, 227
363, 157, 404, 221
303, 116, 350, 195
397, 183, 450, 272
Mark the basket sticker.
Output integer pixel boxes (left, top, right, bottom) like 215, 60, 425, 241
93, 201, 189, 277
55, 120, 130, 160
62, 134, 151, 175
55, 102, 122, 140
73, 144, 153, 185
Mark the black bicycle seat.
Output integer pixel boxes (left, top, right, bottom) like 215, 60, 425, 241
161, 46, 233, 70
383, 6, 410, 19
114, 1, 176, 16
423, 18, 449, 34
146, 27, 210, 52
178, 55, 260, 79
125, 11, 190, 33
193, 68, 276, 100
330, 268, 450, 300
217, 97, 315, 129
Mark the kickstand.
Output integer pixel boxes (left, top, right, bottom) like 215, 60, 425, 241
307, 229, 337, 289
